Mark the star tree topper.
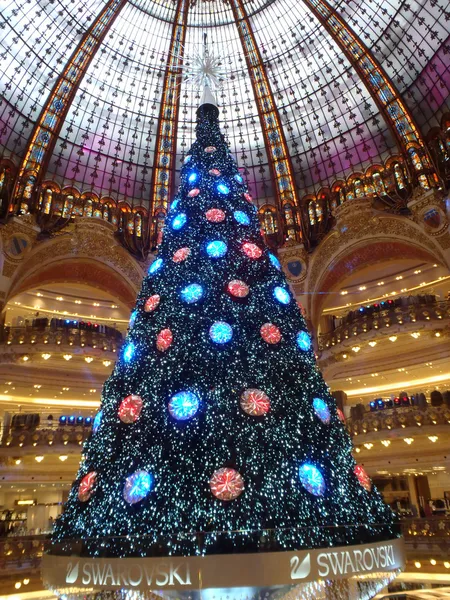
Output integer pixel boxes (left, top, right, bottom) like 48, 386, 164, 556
182, 33, 226, 92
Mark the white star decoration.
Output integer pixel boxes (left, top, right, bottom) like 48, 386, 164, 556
183, 47, 225, 91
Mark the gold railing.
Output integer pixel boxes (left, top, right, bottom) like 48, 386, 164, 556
347, 405, 450, 437
1, 425, 91, 449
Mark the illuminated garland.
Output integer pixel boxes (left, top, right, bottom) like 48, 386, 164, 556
52, 100, 396, 559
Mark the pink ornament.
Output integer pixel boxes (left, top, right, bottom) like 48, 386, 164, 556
144, 295, 160, 313
244, 193, 253, 203
240, 389, 270, 416
242, 242, 262, 259
119, 394, 143, 424
354, 465, 372, 492
188, 188, 200, 197
205, 208, 226, 223
173, 247, 191, 263
204, 146, 217, 154
227, 279, 249, 298
156, 328, 173, 352
337, 408, 345, 423
209, 467, 244, 501
260, 228, 265, 237
260, 323, 282, 344
209, 168, 221, 176
78, 471, 97, 502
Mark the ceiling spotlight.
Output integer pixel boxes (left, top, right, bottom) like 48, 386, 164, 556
103, 360, 112, 367
430, 559, 437, 566
35, 456, 44, 463
414, 561, 421, 569
85, 357, 94, 363
15, 459, 21, 465
388, 336, 397, 342
428, 436, 438, 443
63, 354, 72, 361
381, 440, 391, 447
368, 341, 377, 347
403, 438, 414, 445
15, 582, 22, 590
33, 384, 41, 389
410, 332, 420, 339
59, 455, 68, 462
22, 355, 29, 362
363, 443, 373, 450
342, 353, 348, 359
340, 290, 348, 295
352, 346, 361, 353
435, 331, 441, 337
444, 562, 450, 569
23, 579, 30, 585
41, 353, 51, 360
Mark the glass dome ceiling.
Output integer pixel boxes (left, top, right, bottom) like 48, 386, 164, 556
0, 0, 448, 211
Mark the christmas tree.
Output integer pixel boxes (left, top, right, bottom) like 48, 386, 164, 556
52, 87, 397, 559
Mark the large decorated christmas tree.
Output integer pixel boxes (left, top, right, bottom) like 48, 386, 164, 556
52, 88, 397, 564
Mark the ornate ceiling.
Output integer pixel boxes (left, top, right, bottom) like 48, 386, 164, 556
0, 0, 449, 210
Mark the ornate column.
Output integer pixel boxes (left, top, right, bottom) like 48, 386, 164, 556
10, 0, 127, 214
228, 0, 303, 242
149, 0, 189, 243
301, 0, 440, 190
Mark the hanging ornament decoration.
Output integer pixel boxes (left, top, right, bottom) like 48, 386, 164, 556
297, 331, 312, 351
260, 323, 282, 344
188, 188, 200, 197
268, 252, 281, 270
148, 258, 163, 275
227, 279, 249, 298
209, 467, 244, 501
242, 242, 262, 259
123, 470, 154, 504
299, 463, 326, 497
168, 391, 200, 421
243, 193, 253, 203
119, 395, 143, 424
273, 286, 291, 305
204, 146, 217, 154
209, 168, 221, 177
240, 389, 270, 416
93, 410, 102, 433
354, 465, 372, 492
156, 328, 173, 352
312, 398, 331, 424
180, 283, 204, 304
217, 183, 230, 195
173, 247, 191, 263
171, 213, 187, 231
233, 210, 250, 226
234, 174, 244, 184
144, 294, 161, 312
209, 321, 233, 344
188, 172, 198, 183
78, 471, 97, 502
183, 155, 191, 164
206, 240, 227, 258
205, 208, 226, 223
171, 199, 180, 211
337, 408, 346, 423
123, 342, 135, 363
129, 310, 137, 328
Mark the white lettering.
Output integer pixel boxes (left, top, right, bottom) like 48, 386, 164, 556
128, 565, 142, 586
317, 553, 329, 577
353, 550, 364, 572
363, 549, 374, 571
117, 563, 129, 586
155, 562, 169, 586
82, 563, 91, 585
103, 563, 115, 586
328, 552, 346, 575
344, 552, 356, 574
144, 565, 155, 585
170, 563, 190, 585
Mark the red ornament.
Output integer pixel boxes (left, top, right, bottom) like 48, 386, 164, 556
119, 394, 143, 424
242, 242, 262, 259
173, 247, 190, 263
240, 389, 270, 416
227, 279, 249, 298
209, 468, 244, 501
156, 328, 173, 352
205, 208, 226, 223
209, 168, 221, 176
260, 323, 282, 344
144, 295, 160, 313
204, 146, 217, 153
78, 471, 97, 502
244, 193, 253, 203
188, 188, 200, 197
337, 408, 346, 423
354, 465, 372, 492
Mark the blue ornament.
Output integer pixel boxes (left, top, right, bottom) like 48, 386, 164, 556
93, 410, 102, 433
233, 210, 250, 226
268, 252, 281, 270
180, 283, 204, 304
209, 321, 233, 344
273, 286, 290, 305
234, 174, 244, 184
171, 213, 187, 230
217, 183, 230, 195
312, 398, 331, 424
123, 342, 135, 363
188, 172, 198, 183
297, 331, 311, 351
123, 470, 154, 504
170, 199, 179, 211
148, 258, 163, 275
129, 310, 137, 328
206, 240, 227, 258
299, 463, 326, 496
168, 391, 200, 420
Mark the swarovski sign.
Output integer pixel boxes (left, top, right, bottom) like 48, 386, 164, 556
42, 537, 404, 592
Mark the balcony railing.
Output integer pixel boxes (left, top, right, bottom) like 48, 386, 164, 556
347, 405, 450, 438
0, 324, 122, 353
1, 424, 91, 449
319, 299, 450, 351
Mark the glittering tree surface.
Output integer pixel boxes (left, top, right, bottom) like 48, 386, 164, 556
52, 97, 397, 558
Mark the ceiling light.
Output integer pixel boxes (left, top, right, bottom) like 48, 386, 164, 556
35, 455, 44, 463
59, 455, 68, 462
22, 355, 29, 362
352, 346, 361, 353
414, 269, 421, 274
445, 562, 450, 569
56, 296, 64, 301
410, 332, 420, 339
15, 459, 21, 465
23, 579, 30, 585
358, 286, 366, 291
430, 559, 437, 566
62, 387, 70, 391
93, 302, 100, 307
111, 304, 118, 309
85, 357, 94, 363
377, 281, 384, 286
403, 438, 414, 445
428, 436, 438, 443
414, 561, 421, 569
381, 440, 391, 447
33, 384, 41, 389
103, 360, 111, 367
395, 276, 403, 280
75, 300, 82, 304
340, 290, 348, 295
15, 582, 22, 590
435, 331, 441, 337
368, 341, 377, 347
41, 353, 51, 360
354, 447, 361, 453
63, 354, 72, 361
342, 353, 348, 359
36, 292, 43, 297
363, 443, 373, 450
388, 335, 397, 342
